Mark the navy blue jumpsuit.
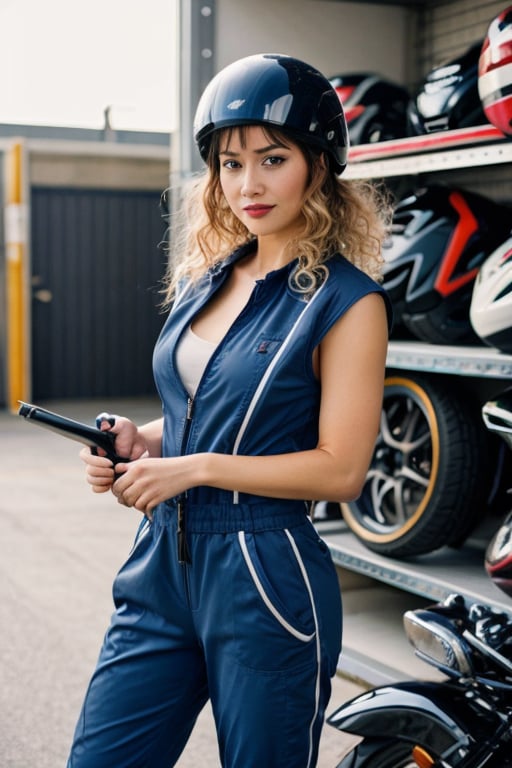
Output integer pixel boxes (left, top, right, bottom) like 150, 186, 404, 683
67, 245, 391, 768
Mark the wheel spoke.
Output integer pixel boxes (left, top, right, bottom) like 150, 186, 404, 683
370, 476, 396, 523
392, 479, 410, 525
396, 465, 430, 488
402, 403, 421, 443
406, 429, 431, 454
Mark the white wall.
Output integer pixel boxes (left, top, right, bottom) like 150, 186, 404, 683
216, 0, 410, 84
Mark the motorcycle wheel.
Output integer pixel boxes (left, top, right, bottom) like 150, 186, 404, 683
337, 738, 437, 768
341, 373, 486, 557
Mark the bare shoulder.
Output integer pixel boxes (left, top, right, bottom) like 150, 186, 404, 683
323, 291, 389, 349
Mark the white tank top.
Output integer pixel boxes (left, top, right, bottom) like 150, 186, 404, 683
175, 325, 216, 396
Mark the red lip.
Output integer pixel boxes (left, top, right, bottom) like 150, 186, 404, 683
243, 205, 274, 218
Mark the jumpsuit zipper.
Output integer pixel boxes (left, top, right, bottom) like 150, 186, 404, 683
173, 275, 278, 559
177, 396, 194, 564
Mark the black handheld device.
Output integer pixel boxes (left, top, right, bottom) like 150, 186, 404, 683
18, 401, 129, 464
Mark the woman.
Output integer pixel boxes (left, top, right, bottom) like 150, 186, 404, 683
67, 53, 392, 768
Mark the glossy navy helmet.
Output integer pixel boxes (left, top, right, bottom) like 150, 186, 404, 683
193, 53, 349, 174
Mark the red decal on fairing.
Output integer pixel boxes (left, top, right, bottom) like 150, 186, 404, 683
434, 192, 479, 297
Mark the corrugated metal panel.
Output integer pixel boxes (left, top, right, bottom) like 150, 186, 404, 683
30, 187, 167, 399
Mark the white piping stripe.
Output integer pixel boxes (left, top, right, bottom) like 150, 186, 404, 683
237, 531, 315, 643
129, 518, 151, 554
285, 528, 322, 768
231, 281, 327, 503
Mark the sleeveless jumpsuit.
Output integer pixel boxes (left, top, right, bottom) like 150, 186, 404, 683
67, 244, 391, 768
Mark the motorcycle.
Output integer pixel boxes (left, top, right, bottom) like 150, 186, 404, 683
327, 388, 512, 767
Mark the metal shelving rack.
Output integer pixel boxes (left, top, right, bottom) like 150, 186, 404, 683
345, 137, 512, 179
386, 341, 512, 379
321, 134, 512, 654
318, 519, 512, 615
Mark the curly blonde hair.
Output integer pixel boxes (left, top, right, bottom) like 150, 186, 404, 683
162, 125, 391, 306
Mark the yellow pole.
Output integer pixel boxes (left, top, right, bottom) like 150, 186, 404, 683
5, 141, 29, 412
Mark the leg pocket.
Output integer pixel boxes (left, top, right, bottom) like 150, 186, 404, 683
233, 529, 317, 671
292, 520, 343, 677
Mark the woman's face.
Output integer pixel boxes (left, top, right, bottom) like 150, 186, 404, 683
218, 125, 310, 243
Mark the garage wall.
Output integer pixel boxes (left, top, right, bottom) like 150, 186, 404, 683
416, 0, 506, 79
216, 0, 411, 85
30, 152, 169, 190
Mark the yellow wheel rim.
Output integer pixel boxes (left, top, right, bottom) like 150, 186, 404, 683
342, 376, 440, 544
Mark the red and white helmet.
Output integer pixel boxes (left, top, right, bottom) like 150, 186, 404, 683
478, 6, 512, 135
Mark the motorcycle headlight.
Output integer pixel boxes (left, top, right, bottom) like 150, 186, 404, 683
403, 609, 473, 676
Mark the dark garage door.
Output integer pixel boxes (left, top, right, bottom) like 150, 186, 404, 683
31, 187, 167, 400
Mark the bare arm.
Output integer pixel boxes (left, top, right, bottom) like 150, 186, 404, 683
137, 418, 164, 458
111, 293, 388, 514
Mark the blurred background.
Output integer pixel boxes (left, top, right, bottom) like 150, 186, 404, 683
0, 0, 510, 412
1, 0, 415, 411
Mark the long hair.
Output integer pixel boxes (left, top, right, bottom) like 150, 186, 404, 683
161, 125, 391, 306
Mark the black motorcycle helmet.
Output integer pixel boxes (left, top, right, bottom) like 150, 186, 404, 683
408, 41, 487, 134
382, 184, 511, 343
329, 72, 410, 145
193, 53, 349, 174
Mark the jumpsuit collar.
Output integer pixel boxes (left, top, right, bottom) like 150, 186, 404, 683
208, 241, 302, 289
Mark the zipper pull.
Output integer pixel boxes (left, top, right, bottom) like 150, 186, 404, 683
177, 495, 191, 564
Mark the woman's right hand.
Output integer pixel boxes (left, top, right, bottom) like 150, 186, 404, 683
80, 416, 149, 493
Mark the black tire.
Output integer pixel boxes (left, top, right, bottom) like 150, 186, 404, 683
337, 738, 436, 768
341, 373, 486, 557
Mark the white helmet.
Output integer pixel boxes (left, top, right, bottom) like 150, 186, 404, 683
470, 235, 512, 353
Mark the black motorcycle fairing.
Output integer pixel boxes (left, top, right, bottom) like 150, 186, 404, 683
335, 737, 512, 768
335, 738, 435, 768
327, 680, 500, 755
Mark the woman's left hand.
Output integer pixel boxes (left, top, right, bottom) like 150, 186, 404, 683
111, 456, 194, 517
